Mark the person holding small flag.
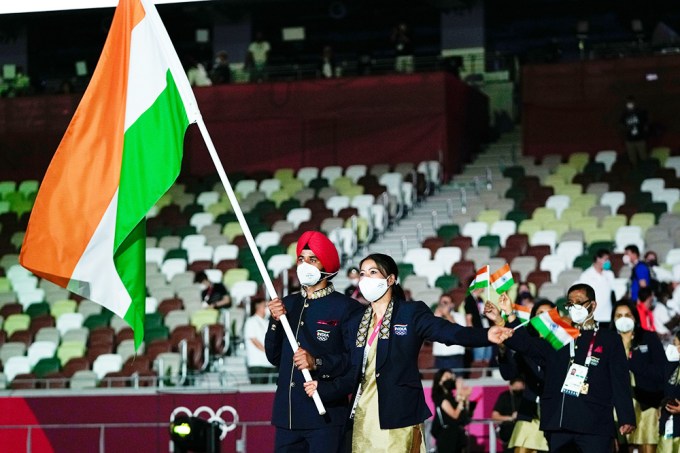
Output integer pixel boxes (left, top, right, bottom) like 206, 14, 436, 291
504, 283, 636, 452
302, 253, 514, 453
485, 296, 554, 452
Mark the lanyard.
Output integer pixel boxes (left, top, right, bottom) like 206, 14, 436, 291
569, 330, 598, 367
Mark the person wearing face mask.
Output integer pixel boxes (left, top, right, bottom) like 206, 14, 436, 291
503, 283, 636, 452
302, 253, 513, 453
344, 267, 367, 305
485, 296, 553, 453
619, 95, 649, 164
611, 299, 665, 453
430, 369, 475, 453
625, 244, 651, 302
659, 332, 680, 452
265, 231, 363, 453
577, 249, 616, 329
194, 271, 231, 308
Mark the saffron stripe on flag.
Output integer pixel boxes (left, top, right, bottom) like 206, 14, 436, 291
20, 0, 200, 348
490, 263, 514, 294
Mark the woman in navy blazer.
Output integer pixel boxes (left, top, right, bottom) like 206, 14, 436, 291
304, 253, 513, 452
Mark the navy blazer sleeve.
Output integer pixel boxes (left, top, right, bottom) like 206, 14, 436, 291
412, 301, 490, 347
503, 320, 550, 367
264, 318, 284, 367
629, 331, 666, 392
498, 347, 521, 381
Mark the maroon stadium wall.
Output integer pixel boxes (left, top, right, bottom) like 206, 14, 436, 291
522, 53, 680, 157
0, 72, 488, 182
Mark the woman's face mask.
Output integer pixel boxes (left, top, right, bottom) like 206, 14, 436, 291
615, 316, 635, 333
359, 277, 390, 303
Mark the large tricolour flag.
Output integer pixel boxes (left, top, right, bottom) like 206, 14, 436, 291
530, 308, 579, 350
19, 0, 200, 348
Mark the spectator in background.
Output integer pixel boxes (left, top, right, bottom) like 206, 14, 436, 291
194, 271, 231, 309
578, 249, 616, 329
653, 294, 680, 342
620, 95, 649, 164
210, 50, 232, 84
246, 32, 270, 83
645, 251, 672, 298
318, 45, 338, 79
244, 297, 277, 383
492, 377, 525, 453
391, 21, 414, 74
625, 244, 650, 301
637, 287, 656, 332
430, 369, 475, 453
433, 293, 467, 371
186, 57, 212, 87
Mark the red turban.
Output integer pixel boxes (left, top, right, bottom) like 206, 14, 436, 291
296, 231, 340, 274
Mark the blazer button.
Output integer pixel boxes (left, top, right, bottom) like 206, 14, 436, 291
300, 321, 305, 325
291, 382, 295, 387
376, 373, 380, 378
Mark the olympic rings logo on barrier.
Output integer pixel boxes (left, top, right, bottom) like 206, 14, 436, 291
170, 405, 239, 440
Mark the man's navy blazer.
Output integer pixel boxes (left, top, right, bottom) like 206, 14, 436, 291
317, 298, 490, 430
505, 323, 635, 436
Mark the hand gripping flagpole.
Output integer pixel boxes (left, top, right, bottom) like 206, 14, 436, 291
195, 119, 326, 415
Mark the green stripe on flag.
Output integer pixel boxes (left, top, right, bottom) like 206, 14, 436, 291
494, 277, 514, 294
115, 71, 190, 347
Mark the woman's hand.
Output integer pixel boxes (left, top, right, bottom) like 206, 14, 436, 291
484, 301, 505, 326
303, 380, 318, 397
498, 293, 514, 317
488, 325, 513, 344
666, 398, 680, 414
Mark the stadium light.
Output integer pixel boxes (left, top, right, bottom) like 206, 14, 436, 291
169, 415, 221, 453
0, 0, 213, 15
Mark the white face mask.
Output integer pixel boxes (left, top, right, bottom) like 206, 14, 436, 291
568, 304, 590, 324
622, 255, 631, 265
200, 283, 209, 291
615, 316, 635, 333
297, 261, 322, 287
359, 277, 390, 303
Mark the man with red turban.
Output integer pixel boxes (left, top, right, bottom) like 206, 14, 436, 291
266, 231, 362, 452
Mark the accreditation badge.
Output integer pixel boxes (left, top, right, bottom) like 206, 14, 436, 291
561, 363, 588, 397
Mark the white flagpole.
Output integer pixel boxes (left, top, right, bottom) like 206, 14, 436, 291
486, 264, 491, 301
195, 118, 326, 415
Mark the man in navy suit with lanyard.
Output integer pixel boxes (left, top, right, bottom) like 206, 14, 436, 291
504, 283, 636, 452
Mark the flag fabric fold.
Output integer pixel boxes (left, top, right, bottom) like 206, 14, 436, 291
530, 308, 579, 350
467, 266, 490, 294
20, 0, 200, 348
513, 303, 531, 323
490, 263, 514, 294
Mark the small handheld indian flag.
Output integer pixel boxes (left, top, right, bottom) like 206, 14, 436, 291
467, 266, 490, 294
530, 308, 579, 350
513, 304, 531, 323
490, 263, 514, 294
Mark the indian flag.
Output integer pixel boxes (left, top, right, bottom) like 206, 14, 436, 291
530, 308, 579, 350
490, 263, 514, 294
467, 266, 489, 294
19, 0, 200, 348
513, 304, 531, 322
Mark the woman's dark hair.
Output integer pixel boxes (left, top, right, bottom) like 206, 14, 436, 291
610, 299, 643, 348
360, 253, 406, 301
431, 368, 455, 406
527, 299, 555, 337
